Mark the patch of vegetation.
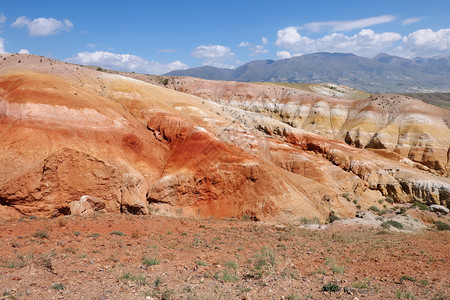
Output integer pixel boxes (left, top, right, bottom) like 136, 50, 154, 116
221, 270, 238, 282
73, 231, 81, 237
385, 197, 394, 204
353, 280, 372, 289
329, 214, 339, 223
286, 294, 300, 300
32, 229, 49, 239
51, 283, 65, 291
87, 233, 100, 239
342, 193, 350, 201
142, 257, 160, 266
381, 220, 404, 229
400, 275, 416, 283
252, 247, 276, 279
196, 260, 207, 266
96, 67, 103, 71
110, 231, 126, 236
419, 279, 429, 287
435, 221, 450, 231
119, 272, 147, 285
331, 264, 345, 274
299, 217, 319, 224
322, 282, 341, 292
225, 260, 238, 270
412, 201, 429, 211
369, 206, 381, 213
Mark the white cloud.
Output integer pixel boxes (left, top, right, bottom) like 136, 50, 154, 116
261, 37, 268, 45
402, 17, 423, 25
0, 13, 6, 25
276, 51, 292, 59
275, 27, 401, 57
18, 49, 30, 54
86, 43, 96, 48
67, 51, 188, 74
0, 38, 5, 53
393, 28, 450, 58
191, 45, 235, 66
238, 41, 250, 47
249, 44, 268, 56
276, 51, 303, 60
303, 15, 396, 32
12, 16, 73, 36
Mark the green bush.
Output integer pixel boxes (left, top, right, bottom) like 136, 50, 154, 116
381, 220, 404, 229
33, 229, 49, 239
51, 283, 65, 291
142, 257, 160, 266
110, 231, 126, 236
435, 221, 450, 231
412, 201, 429, 211
369, 206, 380, 213
385, 197, 394, 204
329, 214, 339, 223
322, 282, 340, 292
400, 275, 416, 283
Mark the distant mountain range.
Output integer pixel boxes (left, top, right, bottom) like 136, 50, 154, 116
165, 52, 450, 93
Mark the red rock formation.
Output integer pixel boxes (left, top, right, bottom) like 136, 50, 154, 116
0, 54, 448, 222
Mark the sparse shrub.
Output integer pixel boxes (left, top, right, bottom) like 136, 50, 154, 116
385, 197, 394, 204
353, 280, 371, 289
381, 220, 404, 229
299, 217, 319, 224
162, 78, 169, 86
87, 233, 100, 239
119, 272, 146, 285
196, 260, 207, 266
412, 201, 429, 211
378, 199, 384, 204
322, 282, 341, 292
342, 193, 350, 201
286, 294, 300, 300
435, 221, 450, 231
96, 67, 103, 71
221, 270, 238, 282
32, 229, 49, 239
51, 283, 65, 291
369, 206, 380, 213
419, 279, 429, 287
400, 275, 416, 283
73, 231, 81, 237
253, 247, 276, 278
142, 256, 160, 266
110, 231, 126, 236
331, 264, 345, 274
353, 199, 358, 204
225, 260, 238, 270
329, 214, 339, 223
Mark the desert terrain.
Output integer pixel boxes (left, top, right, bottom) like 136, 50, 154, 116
0, 54, 449, 299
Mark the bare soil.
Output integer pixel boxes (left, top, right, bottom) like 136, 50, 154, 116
0, 215, 449, 300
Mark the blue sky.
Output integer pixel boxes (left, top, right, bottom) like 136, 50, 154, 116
0, 0, 449, 74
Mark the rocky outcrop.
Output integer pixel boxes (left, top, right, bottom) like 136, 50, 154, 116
167, 78, 450, 176
0, 54, 449, 222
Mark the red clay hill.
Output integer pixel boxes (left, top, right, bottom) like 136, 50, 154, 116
0, 54, 449, 222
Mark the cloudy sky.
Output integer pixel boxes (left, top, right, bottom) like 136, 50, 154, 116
0, 0, 449, 74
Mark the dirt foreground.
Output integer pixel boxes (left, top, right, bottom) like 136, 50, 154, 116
0, 214, 449, 300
